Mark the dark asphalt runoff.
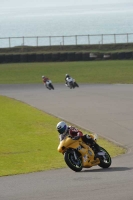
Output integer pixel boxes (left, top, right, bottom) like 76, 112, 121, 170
0, 84, 133, 200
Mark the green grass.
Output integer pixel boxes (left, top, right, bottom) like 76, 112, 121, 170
0, 96, 65, 176
0, 96, 126, 176
0, 60, 133, 84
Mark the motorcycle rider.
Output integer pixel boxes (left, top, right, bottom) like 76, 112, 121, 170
42, 75, 50, 89
65, 74, 72, 86
56, 121, 101, 155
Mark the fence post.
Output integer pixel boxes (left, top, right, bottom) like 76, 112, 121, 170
88, 35, 90, 45
114, 34, 116, 44
62, 36, 64, 45
49, 36, 51, 46
37, 36, 38, 46
23, 37, 24, 46
101, 34, 103, 44
127, 33, 128, 43
9, 37, 11, 48
75, 35, 77, 45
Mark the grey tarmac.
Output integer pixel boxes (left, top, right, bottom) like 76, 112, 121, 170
0, 83, 133, 200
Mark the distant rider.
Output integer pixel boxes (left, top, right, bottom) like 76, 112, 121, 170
42, 75, 50, 89
56, 121, 101, 153
65, 74, 72, 86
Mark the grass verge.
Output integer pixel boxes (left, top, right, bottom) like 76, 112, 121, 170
0, 60, 133, 84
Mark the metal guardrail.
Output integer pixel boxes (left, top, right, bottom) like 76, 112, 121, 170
0, 33, 133, 48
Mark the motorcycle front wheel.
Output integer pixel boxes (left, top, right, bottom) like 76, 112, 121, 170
98, 147, 112, 168
64, 151, 82, 172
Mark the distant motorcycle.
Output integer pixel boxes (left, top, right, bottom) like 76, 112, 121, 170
45, 80, 54, 90
66, 77, 79, 89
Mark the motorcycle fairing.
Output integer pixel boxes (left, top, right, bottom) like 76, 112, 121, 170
57, 136, 100, 167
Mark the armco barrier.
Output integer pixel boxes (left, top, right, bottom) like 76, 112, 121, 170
59, 52, 68, 61
20, 54, 28, 62
13, 54, 20, 63
27, 53, 36, 62
5, 54, 13, 63
75, 52, 83, 61
125, 52, 133, 59
52, 53, 60, 61
36, 54, 44, 62
110, 53, 118, 60
82, 52, 90, 61
0, 51, 133, 64
118, 52, 126, 60
96, 53, 104, 60
103, 54, 111, 60
44, 53, 52, 62
67, 52, 75, 61
0, 54, 5, 63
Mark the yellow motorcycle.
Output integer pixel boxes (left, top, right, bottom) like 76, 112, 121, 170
57, 134, 111, 172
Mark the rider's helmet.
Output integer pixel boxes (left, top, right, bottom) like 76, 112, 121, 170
42, 75, 45, 78
56, 121, 68, 135
65, 74, 70, 78
56, 121, 68, 141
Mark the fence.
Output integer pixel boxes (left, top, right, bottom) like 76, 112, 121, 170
0, 33, 133, 48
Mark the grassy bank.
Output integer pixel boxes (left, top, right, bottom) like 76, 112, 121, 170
1, 43, 133, 54
0, 96, 126, 176
0, 60, 133, 84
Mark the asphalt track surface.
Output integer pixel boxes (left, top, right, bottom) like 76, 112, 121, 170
0, 83, 133, 200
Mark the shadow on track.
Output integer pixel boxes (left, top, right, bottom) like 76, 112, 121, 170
82, 167, 133, 173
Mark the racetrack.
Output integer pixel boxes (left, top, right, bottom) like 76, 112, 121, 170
0, 83, 133, 200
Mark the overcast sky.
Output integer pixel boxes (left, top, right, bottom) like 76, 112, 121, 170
0, 0, 132, 8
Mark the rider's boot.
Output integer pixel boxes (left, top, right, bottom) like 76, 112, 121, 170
93, 143, 106, 159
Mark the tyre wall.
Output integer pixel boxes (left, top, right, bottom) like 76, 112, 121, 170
0, 51, 133, 64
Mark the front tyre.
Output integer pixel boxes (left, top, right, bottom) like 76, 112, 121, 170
98, 147, 112, 168
64, 151, 82, 172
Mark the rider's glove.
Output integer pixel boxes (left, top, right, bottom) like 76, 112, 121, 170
72, 136, 80, 140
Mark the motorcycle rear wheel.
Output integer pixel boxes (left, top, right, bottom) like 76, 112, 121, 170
69, 81, 74, 89
74, 82, 79, 87
64, 151, 82, 172
98, 147, 112, 168
49, 83, 54, 90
